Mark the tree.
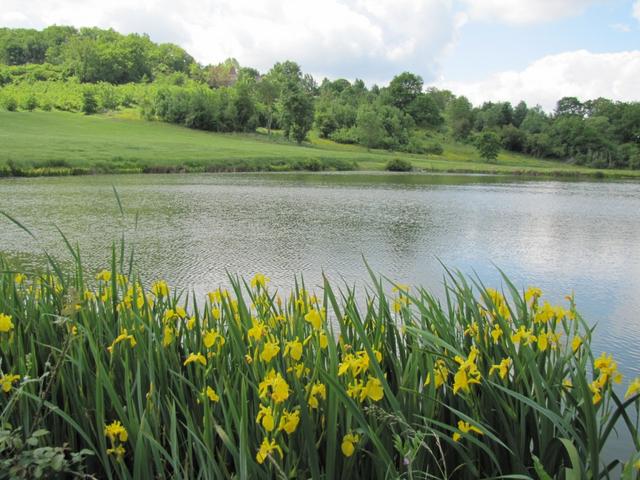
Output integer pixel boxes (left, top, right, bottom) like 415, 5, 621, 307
152, 43, 194, 74
513, 101, 528, 128
267, 61, 303, 89
279, 80, 314, 144
314, 95, 339, 138
409, 93, 444, 129
266, 61, 315, 143
355, 105, 386, 150
81, 89, 98, 115
501, 125, 527, 152
520, 106, 548, 134
386, 72, 423, 112
256, 78, 278, 134
476, 102, 512, 130
476, 131, 501, 163
555, 96, 585, 118
232, 82, 257, 131
447, 96, 474, 140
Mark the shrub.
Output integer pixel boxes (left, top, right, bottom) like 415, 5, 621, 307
0, 428, 93, 478
4, 97, 17, 112
81, 89, 98, 115
424, 142, 444, 155
98, 83, 119, 111
385, 157, 413, 172
23, 94, 38, 111
329, 127, 358, 144
305, 158, 323, 171
475, 131, 501, 163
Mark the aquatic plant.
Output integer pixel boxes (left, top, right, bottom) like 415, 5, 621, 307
0, 240, 638, 478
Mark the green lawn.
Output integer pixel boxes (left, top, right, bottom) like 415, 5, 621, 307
1, 110, 638, 177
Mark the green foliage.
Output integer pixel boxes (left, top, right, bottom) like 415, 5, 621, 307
0, 237, 638, 478
329, 127, 358, 144
501, 124, 527, 152
410, 93, 445, 129
386, 71, 423, 112
0, 26, 195, 84
520, 106, 549, 134
97, 82, 118, 111
354, 102, 415, 151
3, 110, 636, 178
81, 88, 98, 115
385, 157, 413, 171
4, 96, 17, 112
23, 94, 38, 111
255, 78, 279, 134
355, 105, 386, 149
447, 96, 474, 140
2, 25, 640, 168
476, 131, 501, 163
475, 101, 514, 131
279, 80, 314, 144
150, 85, 258, 133
0, 428, 93, 478
512, 100, 528, 128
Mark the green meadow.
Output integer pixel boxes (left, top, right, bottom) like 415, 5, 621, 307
2, 110, 637, 178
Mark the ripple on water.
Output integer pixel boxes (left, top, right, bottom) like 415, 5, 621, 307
1, 172, 639, 379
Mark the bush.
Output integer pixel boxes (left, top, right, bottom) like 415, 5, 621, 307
305, 158, 323, 171
81, 89, 98, 115
98, 83, 119, 111
424, 142, 444, 155
385, 158, 413, 172
329, 127, 358, 144
0, 428, 93, 478
23, 94, 38, 111
4, 97, 17, 111
399, 135, 443, 155
320, 158, 358, 171
501, 124, 527, 152
475, 131, 501, 163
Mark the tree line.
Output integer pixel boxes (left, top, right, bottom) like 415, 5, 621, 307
1, 26, 639, 168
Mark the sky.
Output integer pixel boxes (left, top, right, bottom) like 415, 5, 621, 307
1, 0, 640, 109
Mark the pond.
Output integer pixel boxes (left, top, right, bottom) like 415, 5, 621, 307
1, 172, 639, 382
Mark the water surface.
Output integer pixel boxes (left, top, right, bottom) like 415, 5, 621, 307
1, 172, 639, 379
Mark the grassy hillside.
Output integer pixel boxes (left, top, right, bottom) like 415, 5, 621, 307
1, 110, 638, 177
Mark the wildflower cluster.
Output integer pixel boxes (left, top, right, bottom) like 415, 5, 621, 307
0, 264, 638, 479
104, 420, 128, 460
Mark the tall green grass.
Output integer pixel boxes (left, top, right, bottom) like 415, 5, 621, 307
0, 231, 638, 478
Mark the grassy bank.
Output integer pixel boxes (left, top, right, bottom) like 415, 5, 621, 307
0, 236, 639, 478
2, 110, 639, 178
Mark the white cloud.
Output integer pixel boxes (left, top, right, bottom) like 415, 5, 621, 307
0, 0, 458, 84
633, 0, 640, 21
438, 50, 640, 110
610, 23, 631, 32
460, 0, 601, 24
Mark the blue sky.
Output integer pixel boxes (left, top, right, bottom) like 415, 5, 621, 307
2, 0, 639, 109
443, 1, 640, 81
